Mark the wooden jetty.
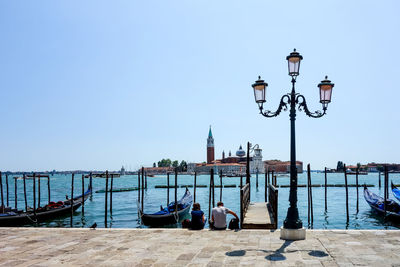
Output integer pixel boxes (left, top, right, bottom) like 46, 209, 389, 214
241, 183, 278, 229
240, 143, 278, 229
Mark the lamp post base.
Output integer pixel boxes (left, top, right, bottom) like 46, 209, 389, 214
280, 226, 306, 240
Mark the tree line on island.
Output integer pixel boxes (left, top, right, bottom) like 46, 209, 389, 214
153, 159, 188, 172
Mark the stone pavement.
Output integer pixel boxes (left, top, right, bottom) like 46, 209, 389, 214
0, 228, 399, 266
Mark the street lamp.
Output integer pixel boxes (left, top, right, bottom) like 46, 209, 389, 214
251, 49, 334, 240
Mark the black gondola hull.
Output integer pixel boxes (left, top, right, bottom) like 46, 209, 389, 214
139, 188, 193, 227
141, 204, 191, 226
0, 189, 91, 226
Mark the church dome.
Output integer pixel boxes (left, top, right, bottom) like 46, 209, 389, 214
236, 145, 245, 157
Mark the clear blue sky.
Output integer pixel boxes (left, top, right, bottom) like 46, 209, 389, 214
1, 1, 399, 171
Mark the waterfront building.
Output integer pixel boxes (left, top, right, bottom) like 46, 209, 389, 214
192, 127, 264, 174
143, 167, 174, 175
250, 145, 264, 173
264, 160, 303, 173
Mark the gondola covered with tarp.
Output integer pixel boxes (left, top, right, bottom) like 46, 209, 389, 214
0, 186, 91, 226
139, 188, 193, 227
391, 182, 400, 202
363, 185, 400, 218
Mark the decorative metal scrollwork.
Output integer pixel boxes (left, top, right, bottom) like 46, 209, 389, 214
259, 94, 291, 117
295, 95, 326, 118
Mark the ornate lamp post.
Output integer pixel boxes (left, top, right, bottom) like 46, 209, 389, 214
252, 49, 334, 240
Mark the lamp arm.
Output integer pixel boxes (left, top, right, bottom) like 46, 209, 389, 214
296, 94, 326, 118
259, 94, 290, 118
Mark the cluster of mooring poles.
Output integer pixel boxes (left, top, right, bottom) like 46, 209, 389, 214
101, 170, 118, 228
0, 172, 51, 219
304, 164, 367, 228
70, 173, 92, 227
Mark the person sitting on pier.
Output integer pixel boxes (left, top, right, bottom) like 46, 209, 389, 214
210, 201, 239, 230
190, 203, 205, 230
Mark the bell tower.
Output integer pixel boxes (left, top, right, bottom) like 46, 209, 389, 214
207, 126, 215, 164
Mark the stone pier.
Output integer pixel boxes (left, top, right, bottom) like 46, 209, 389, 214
0, 228, 399, 266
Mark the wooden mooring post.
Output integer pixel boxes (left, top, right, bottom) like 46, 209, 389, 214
141, 168, 144, 214
385, 167, 389, 202
307, 164, 313, 227
246, 142, 251, 188
89, 172, 93, 198
208, 170, 213, 220
145, 172, 148, 190
211, 168, 215, 208
6, 174, 9, 208
379, 172, 381, 188
81, 174, 85, 215
174, 169, 178, 217
240, 175, 243, 189
356, 167, 359, 213
0, 172, 4, 213
384, 166, 388, 219
256, 168, 259, 189
324, 167, 327, 211
33, 173, 36, 217
219, 170, 223, 202
344, 164, 349, 223
14, 177, 18, 210
110, 174, 114, 214
38, 174, 41, 207
167, 172, 170, 205
271, 170, 274, 186
70, 173, 74, 227
105, 171, 109, 228
137, 171, 141, 204
47, 176, 51, 204
264, 169, 268, 202
23, 174, 27, 212
193, 172, 197, 203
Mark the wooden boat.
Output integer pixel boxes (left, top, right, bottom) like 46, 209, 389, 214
0, 187, 91, 226
391, 182, 400, 202
363, 185, 400, 218
139, 188, 193, 227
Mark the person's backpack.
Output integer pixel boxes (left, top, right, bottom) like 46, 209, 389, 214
228, 218, 239, 230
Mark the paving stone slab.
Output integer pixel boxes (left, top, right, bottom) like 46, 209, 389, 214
0, 228, 400, 266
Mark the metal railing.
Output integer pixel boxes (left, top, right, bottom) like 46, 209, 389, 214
240, 183, 250, 226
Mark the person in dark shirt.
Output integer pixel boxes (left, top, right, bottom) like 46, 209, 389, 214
190, 203, 205, 230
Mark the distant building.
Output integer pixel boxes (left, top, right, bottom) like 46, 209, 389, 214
207, 126, 215, 164
264, 160, 303, 173
194, 162, 246, 175
250, 145, 264, 173
120, 166, 126, 176
192, 127, 264, 174
144, 167, 174, 175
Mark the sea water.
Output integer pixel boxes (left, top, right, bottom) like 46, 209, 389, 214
1, 172, 400, 229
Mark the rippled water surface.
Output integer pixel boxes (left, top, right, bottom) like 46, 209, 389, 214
2, 172, 400, 229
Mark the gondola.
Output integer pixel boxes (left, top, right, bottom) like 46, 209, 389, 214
391, 182, 400, 202
0, 186, 92, 226
363, 185, 400, 218
139, 188, 193, 227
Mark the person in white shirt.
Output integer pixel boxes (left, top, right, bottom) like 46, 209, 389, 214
210, 201, 239, 230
